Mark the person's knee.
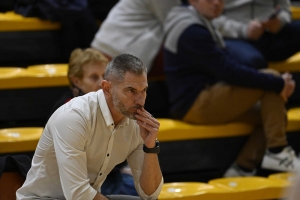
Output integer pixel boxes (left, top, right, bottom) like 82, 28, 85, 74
247, 54, 268, 69
225, 40, 267, 69
234, 51, 267, 69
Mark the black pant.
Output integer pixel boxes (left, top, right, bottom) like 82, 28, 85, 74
106, 195, 142, 200
225, 21, 300, 70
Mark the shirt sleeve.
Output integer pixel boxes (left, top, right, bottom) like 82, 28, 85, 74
178, 25, 284, 93
126, 135, 163, 200
147, 0, 180, 23
50, 108, 98, 200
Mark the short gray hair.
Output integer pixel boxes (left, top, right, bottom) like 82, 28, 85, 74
104, 54, 147, 84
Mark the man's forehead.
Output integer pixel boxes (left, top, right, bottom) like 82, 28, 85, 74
122, 72, 148, 89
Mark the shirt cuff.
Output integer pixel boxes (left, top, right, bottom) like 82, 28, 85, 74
78, 186, 98, 200
138, 177, 164, 200
277, 11, 291, 28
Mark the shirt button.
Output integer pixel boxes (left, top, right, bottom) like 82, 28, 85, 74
99, 173, 102, 176
107, 154, 109, 157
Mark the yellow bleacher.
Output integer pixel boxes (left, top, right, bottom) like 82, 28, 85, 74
208, 176, 290, 200
269, 52, 300, 73
158, 119, 253, 142
26, 64, 68, 76
0, 127, 43, 154
291, 6, 300, 21
158, 106, 300, 141
0, 11, 60, 31
0, 65, 68, 89
159, 176, 293, 200
159, 182, 236, 200
286, 107, 300, 132
268, 172, 296, 186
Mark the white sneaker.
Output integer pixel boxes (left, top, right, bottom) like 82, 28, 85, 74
261, 146, 300, 172
224, 164, 256, 177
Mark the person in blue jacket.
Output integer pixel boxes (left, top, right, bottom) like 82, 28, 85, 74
163, 0, 300, 176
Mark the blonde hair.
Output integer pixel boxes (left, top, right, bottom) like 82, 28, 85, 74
68, 48, 109, 88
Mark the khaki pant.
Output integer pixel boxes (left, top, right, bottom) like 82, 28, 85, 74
183, 74, 287, 169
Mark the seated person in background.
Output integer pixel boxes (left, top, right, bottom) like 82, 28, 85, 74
163, 0, 300, 177
50, 48, 108, 113
50, 48, 139, 196
17, 54, 163, 200
91, 0, 180, 72
212, 0, 300, 69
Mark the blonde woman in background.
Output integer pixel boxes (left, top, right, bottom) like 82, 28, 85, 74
49, 48, 138, 196
50, 48, 108, 113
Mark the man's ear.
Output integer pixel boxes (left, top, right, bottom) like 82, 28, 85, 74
69, 75, 80, 88
102, 80, 111, 95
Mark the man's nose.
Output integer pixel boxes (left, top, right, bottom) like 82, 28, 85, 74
135, 93, 146, 106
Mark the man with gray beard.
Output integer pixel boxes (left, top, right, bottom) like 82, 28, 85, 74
17, 54, 163, 200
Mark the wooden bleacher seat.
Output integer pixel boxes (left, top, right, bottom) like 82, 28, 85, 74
0, 67, 27, 89
157, 119, 254, 142
0, 11, 61, 31
0, 67, 28, 89
0, 127, 43, 154
0, 67, 25, 77
268, 172, 296, 186
0, 65, 68, 90
208, 177, 289, 200
268, 52, 300, 73
27, 64, 68, 76
291, 6, 300, 21
157, 106, 300, 141
26, 64, 69, 87
159, 182, 236, 200
287, 107, 300, 132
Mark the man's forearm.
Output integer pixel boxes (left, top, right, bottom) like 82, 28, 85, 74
139, 153, 163, 195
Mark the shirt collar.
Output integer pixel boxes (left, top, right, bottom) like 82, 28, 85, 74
98, 90, 129, 128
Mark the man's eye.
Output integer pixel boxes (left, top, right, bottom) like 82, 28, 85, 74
128, 88, 137, 94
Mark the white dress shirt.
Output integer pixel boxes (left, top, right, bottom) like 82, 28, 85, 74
16, 90, 163, 200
